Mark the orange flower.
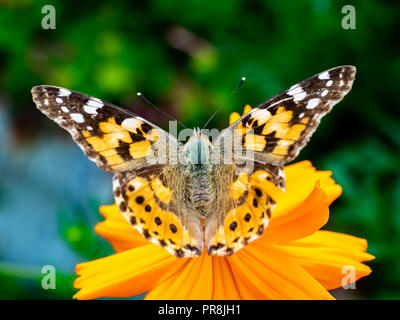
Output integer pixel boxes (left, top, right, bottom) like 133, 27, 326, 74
73, 105, 374, 300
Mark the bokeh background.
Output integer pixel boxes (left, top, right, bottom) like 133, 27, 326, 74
0, 0, 399, 299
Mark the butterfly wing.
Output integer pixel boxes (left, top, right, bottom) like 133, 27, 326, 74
213, 65, 356, 165
32, 86, 203, 257
32, 85, 180, 172
113, 165, 203, 257
206, 65, 356, 255
205, 163, 284, 256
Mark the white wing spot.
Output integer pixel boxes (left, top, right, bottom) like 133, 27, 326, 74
251, 109, 271, 124
87, 99, 103, 108
326, 80, 333, 87
87, 126, 93, 130
287, 84, 302, 95
299, 112, 305, 118
121, 118, 142, 132
56, 98, 63, 103
293, 91, 307, 101
83, 104, 99, 114
339, 80, 344, 86
318, 71, 330, 80
71, 113, 84, 123
306, 98, 320, 109
59, 88, 71, 96
61, 106, 69, 113
321, 89, 328, 97
44, 99, 49, 106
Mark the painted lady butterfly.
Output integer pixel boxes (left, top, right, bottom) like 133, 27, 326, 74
32, 65, 356, 257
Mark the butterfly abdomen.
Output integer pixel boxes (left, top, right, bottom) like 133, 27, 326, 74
186, 170, 214, 216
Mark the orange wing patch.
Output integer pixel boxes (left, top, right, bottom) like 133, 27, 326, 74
81, 117, 159, 168
233, 105, 310, 160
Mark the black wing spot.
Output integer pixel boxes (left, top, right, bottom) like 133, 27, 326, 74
229, 221, 238, 231
154, 217, 162, 225
118, 201, 127, 212
169, 224, 178, 233
135, 196, 144, 204
252, 198, 258, 208
129, 216, 137, 225
145, 204, 152, 212
175, 249, 184, 257
143, 229, 151, 239
244, 213, 251, 222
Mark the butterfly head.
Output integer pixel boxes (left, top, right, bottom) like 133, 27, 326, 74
182, 128, 213, 168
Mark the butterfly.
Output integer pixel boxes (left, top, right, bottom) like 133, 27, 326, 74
32, 65, 356, 257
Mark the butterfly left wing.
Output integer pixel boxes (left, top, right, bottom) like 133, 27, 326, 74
113, 165, 204, 257
32, 86, 204, 257
206, 66, 356, 255
32, 85, 180, 172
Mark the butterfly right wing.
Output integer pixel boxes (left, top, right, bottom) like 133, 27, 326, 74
113, 165, 204, 257
213, 65, 356, 166
205, 163, 284, 256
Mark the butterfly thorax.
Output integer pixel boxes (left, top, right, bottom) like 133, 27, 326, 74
183, 132, 215, 216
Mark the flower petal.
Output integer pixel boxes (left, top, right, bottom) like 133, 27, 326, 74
228, 243, 334, 299
229, 112, 241, 125
96, 204, 148, 252
211, 257, 241, 299
74, 244, 188, 299
261, 181, 331, 244
279, 161, 342, 215
276, 231, 375, 290
145, 250, 213, 300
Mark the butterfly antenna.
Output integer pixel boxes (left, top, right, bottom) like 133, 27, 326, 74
202, 77, 246, 130
137, 92, 187, 129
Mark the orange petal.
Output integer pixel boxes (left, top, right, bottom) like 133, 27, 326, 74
261, 181, 330, 244
279, 161, 342, 216
228, 243, 334, 299
99, 204, 125, 221
74, 244, 188, 299
243, 104, 252, 115
276, 231, 375, 290
145, 250, 213, 300
96, 204, 148, 251
211, 257, 241, 299
229, 112, 241, 125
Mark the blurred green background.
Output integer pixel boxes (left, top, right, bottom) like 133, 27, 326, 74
0, 0, 399, 299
